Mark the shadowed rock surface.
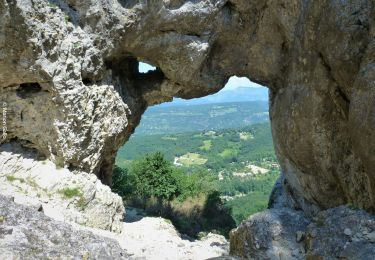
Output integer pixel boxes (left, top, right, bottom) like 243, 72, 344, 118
0, 195, 129, 259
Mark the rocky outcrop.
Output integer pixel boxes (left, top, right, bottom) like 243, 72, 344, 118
0, 141, 124, 232
1, 0, 374, 257
230, 208, 310, 259
1, 0, 374, 214
230, 206, 375, 259
120, 209, 230, 260
0, 195, 129, 259
1, 192, 230, 260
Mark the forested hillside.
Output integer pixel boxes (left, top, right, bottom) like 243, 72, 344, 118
116, 120, 280, 226
133, 101, 269, 135
160, 87, 268, 107
117, 122, 276, 173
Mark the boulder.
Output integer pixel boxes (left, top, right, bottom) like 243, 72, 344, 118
230, 206, 375, 259
0, 195, 129, 259
0, 142, 124, 232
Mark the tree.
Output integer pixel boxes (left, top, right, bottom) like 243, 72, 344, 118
111, 166, 135, 197
131, 152, 180, 201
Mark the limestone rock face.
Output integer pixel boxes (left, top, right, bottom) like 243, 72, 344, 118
120, 212, 230, 259
0, 0, 374, 230
230, 208, 310, 259
230, 206, 375, 259
0, 195, 129, 259
0, 142, 124, 233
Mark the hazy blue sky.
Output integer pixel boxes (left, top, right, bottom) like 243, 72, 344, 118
139, 62, 156, 73
138, 62, 263, 90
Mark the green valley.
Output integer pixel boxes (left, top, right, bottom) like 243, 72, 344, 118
116, 114, 280, 226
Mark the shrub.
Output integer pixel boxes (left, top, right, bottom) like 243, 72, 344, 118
131, 152, 180, 201
112, 166, 135, 198
112, 152, 235, 237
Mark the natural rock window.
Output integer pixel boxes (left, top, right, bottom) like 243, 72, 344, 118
115, 76, 276, 236
138, 62, 157, 73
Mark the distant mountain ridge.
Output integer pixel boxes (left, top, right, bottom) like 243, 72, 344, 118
159, 87, 268, 107
135, 101, 269, 135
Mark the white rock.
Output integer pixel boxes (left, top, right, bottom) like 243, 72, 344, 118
0, 144, 124, 233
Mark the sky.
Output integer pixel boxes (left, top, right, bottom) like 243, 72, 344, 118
223, 76, 263, 90
139, 62, 156, 73
138, 62, 263, 90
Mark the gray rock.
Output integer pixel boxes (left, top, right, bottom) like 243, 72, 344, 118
0, 195, 130, 259
0, 0, 373, 216
296, 231, 305, 243
305, 206, 375, 259
230, 206, 375, 259
230, 208, 310, 260
366, 232, 375, 243
344, 228, 352, 236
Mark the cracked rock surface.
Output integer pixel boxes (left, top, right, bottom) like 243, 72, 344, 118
0, 141, 124, 232
1, 0, 374, 214
0, 0, 375, 258
230, 206, 375, 259
0, 195, 129, 259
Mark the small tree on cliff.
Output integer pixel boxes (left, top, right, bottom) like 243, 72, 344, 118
131, 152, 180, 202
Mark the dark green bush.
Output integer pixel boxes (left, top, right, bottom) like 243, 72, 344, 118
111, 152, 235, 237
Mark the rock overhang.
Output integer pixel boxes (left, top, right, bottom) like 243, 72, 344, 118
0, 0, 374, 216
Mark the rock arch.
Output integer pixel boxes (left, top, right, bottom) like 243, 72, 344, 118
0, 0, 374, 216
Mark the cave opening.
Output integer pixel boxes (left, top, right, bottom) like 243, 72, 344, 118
113, 72, 280, 238
16, 82, 42, 99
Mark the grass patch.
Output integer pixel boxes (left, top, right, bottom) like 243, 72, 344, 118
225, 192, 271, 225
26, 177, 38, 188
59, 187, 81, 199
73, 42, 81, 49
64, 14, 71, 23
163, 219, 172, 225
200, 140, 212, 151
219, 148, 238, 158
239, 132, 254, 140
197, 231, 208, 240
176, 153, 207, 166
59, 187, 87, 210
6, 175, 25, 183
6, 175, 16, 182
